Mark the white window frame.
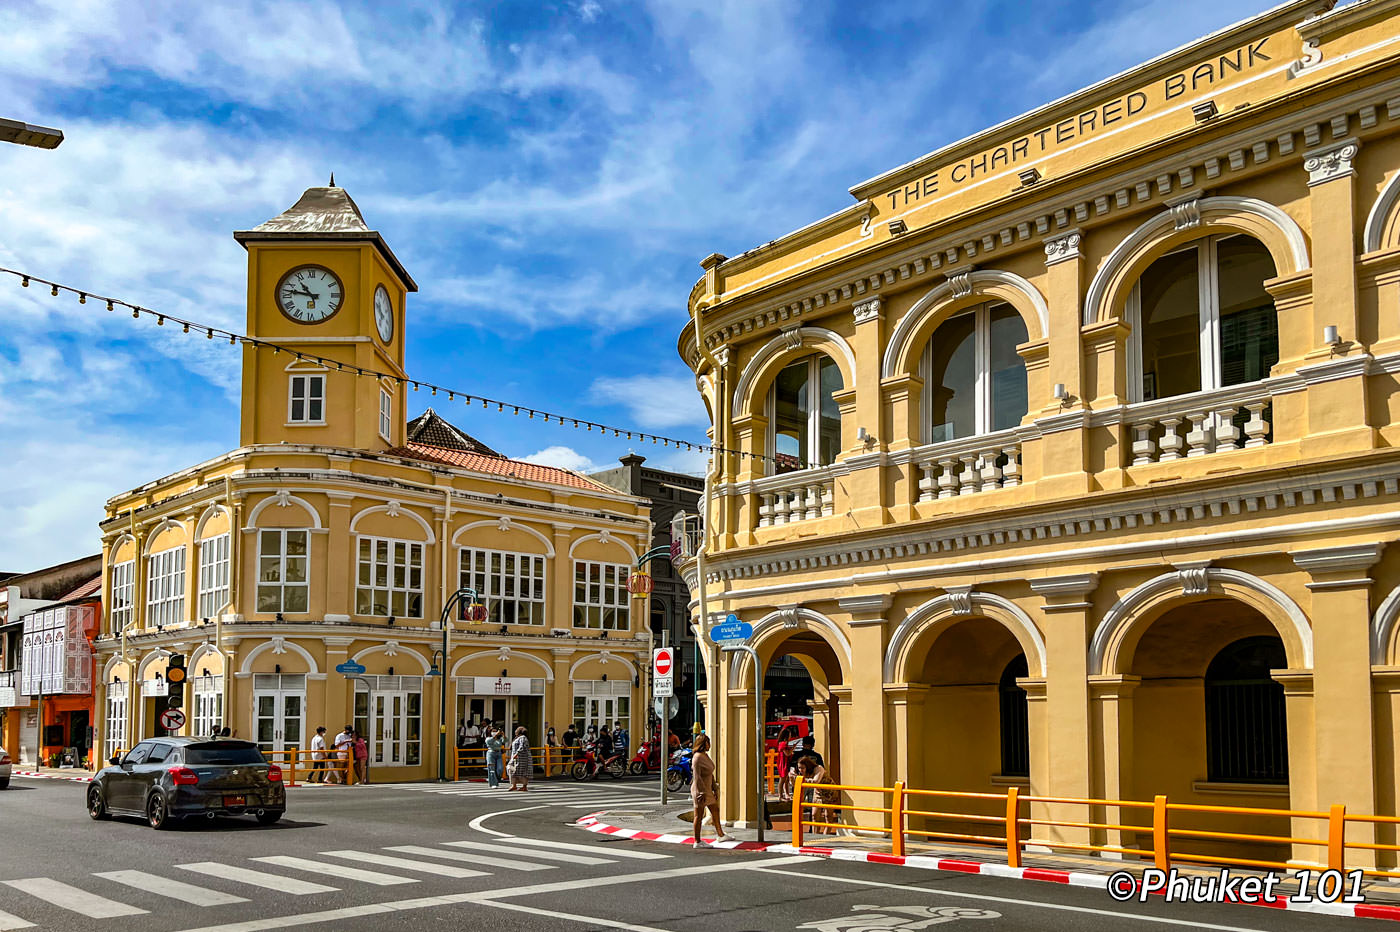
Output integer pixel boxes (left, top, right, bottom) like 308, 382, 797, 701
197, 533, 230, 621
192, 675, 224, 738
1126, 235, 1266, 404
572, 560, 630, 630
356, 536, 425, 619
145, 548, 186, 628
256, 529, 310, 615
288, 373, 326, 424
458, 547, 547, 627
105, 681, 129, 760
920, 302, 1024, 443
764, 354, 840, 470
110, 560, 135, 634
379, 388, 393, 441
354, 677, 423, 767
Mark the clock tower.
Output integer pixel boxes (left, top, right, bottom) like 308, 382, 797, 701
234, 181, 417, 452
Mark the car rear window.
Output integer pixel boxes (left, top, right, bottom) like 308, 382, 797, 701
183, 744, 266, 765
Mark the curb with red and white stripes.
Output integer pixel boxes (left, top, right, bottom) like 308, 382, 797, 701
11, 770, 92, 783
574, 814, 1400, 923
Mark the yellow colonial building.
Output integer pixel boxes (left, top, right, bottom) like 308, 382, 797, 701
680, 0, 1400, 863
94, 183, 651, 780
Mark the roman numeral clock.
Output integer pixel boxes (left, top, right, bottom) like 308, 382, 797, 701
277, 266, 344, 322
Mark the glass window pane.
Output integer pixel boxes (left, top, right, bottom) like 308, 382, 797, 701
927, 313, 977, 442
1140, 248, 1201, 400
287, 532, 307, 555
285, 587, 308, 613
1217, 237, 1279, 386
817, 356, 842, 465
772, 359, 811, 471
989, 305, 1030, 432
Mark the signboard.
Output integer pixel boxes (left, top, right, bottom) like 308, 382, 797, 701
652, 647, 674, 698
654, 696, 679, 720
335, 661, 367, 676
709, 614, 753, 645
456, 676, 543, 696
159, 709, 186, 731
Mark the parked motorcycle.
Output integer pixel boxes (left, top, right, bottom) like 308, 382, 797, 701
570, 742, 626, 781
664, 747, 692, 793
628, 737, 662, 776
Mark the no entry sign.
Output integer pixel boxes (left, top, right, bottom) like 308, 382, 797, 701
653, 647, 674, 698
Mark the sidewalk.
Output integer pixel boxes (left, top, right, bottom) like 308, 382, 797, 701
10, 766, 94, 782
579, 798, 1400, 910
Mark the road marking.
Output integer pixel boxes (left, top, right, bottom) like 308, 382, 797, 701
1, 878, 147, 919
0, 908, 34, 930
176, 862, 338, 895
171, 855, 813, 932
95, 870, 250, 906
442, 840, 616, 865
753, 866, 1275, 932
319, 850, 487, 878
477, 898, 671, 931
468, 804, 546, 836
252, 856, 418, 886
382, 845, 553, 871
505, 837, 670, 859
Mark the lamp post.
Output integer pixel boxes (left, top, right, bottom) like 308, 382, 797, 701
0, 118, 63, 149
427, 587, 479, 782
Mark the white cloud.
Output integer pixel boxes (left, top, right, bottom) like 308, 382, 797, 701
590, 373, 706, 429
520, 445, 597, 472
577, 0, 603, 23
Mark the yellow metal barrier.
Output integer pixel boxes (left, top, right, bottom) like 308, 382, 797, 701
452, 745, 582, 780
764, 749, 779, 795
787, 779, 1400, 876
262, 747, 354, 785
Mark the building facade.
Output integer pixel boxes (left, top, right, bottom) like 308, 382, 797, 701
590, 454, 703, 731
93, 184, 651, 781
678, 0, 1400, 865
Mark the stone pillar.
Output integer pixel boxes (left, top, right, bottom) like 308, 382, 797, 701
1273, 670, 1320, 865
884, 684, 929, 787
1299, 138, 1374, 457
552, 528, 573, 629
322, 637, 355, 742
325, 492, 354, 621
839, 594, 890, 790
551, 649, 575, 735
1293, 543, 1381, 865
1089, 675, 1140, 855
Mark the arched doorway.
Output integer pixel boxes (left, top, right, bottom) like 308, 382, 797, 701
758, 631, 843, 781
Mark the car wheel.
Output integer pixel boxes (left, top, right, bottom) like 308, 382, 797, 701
256, 810, 283, 825
0, 778, 9, 790
147, 793, 173, 831
87, 786, 110, 820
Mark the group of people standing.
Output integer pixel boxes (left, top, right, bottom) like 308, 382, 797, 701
307, 725, 368, 784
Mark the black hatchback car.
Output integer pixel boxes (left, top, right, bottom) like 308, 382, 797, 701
88, 738, 286, 830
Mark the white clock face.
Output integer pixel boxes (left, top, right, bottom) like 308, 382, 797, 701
374, 285, 394, 343
276, 266, 343, 323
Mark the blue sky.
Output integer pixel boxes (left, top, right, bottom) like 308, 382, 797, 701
0, 0, 1277, 568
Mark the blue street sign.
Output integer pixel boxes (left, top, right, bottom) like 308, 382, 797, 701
726, 613, 739, 625
335, 661, 367, 675
710, 619, 753, 644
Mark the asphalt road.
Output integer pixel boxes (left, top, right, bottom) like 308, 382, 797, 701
0, 774, 1383, 931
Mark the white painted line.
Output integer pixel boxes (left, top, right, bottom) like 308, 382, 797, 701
505, 837, 670, 860
468, 804, 547, 837
752, 867, 1274, 932
176, 862, 337, 895
477, 898, 671, 931
0, 908, 34, 931
319, 851, 487, 879
383, 845, 553, 871
95, 870, 250, 906
252, 856, 418, 886
442, 840, 615, 866
1, 878, 147, 919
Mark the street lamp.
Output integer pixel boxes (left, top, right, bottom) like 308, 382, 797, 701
0, 118, 64, 149
430, 588, 479, 782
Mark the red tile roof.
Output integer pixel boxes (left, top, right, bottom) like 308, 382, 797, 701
387, 442, 609, 492
57, 574, 102, 603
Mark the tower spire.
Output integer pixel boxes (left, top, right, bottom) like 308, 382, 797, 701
329, 171, 336, 187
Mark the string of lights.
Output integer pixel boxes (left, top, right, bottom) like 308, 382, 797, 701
2, 266, 813, 469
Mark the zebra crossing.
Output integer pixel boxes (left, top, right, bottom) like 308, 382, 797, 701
378, 778, 662, 809
0, 835, 670, 928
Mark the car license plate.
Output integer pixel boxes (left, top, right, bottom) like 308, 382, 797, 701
224, 795, 246, 808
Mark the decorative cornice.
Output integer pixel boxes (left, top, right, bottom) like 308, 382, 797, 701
1304, 138, 1360, 187
852, 296, 882, 325
837, 593, 890, 623
1167, 195, 1201, 231
1292, 542, 1384, 577
1174, 560, 1212, 596
1029, 573, 1098, 600
945, 584, 974, 616
1043, 230, 1082, 266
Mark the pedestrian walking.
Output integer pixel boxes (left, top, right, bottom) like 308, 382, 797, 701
507, 726, 533, 791
485, 727, 504, 788
545, 726, 561, 774
352, 730, 369, 784
796, 756, 838, 834
689, 734, 732, 848
331, 725, 353, 784
309, 726, 328, 783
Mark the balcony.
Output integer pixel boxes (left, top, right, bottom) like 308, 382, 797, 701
755, 469, 836, 527
1121, 380, 1277, 467
909, 427, 1026, 502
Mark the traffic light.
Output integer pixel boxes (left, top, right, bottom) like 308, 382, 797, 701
165, 653, 187, 716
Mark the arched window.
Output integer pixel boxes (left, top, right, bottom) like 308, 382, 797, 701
998, 654, 1029, 778
923, 303, 1028, 443
768, 355, 841, 472
1130, 235, 1278, 402
1205, 636, 1287, 784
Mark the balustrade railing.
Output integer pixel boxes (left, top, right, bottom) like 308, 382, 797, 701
910, 429, 1024, 502
755, 472, 835, 527
1126, 384, 1274, 466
